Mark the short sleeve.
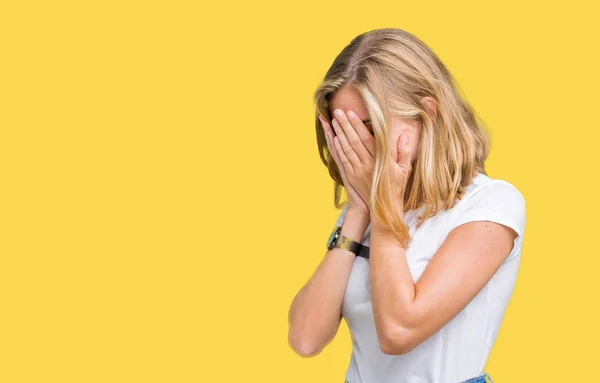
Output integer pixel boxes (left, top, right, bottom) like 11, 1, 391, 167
447, 181, 526, 239
334, 202, 350, 227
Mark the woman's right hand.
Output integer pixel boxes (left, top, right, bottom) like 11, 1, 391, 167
319, 114, 370, 216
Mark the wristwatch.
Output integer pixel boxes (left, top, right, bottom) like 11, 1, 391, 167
326, 225, 363, 255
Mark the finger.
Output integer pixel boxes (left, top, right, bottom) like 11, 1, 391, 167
347, 110, 376, 157
319, 114, 335, 155
333, 135, 354, 175
332, 117, 362, 170
320, 115, 342, 166
334, 109, 375, 160
320, 115, 352, 186
318, 114, 336, 141
326, 129, 341, 166
396, 132, 412, 170
330, 136, 351, 185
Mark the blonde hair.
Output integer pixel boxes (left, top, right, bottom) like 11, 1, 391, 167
314, 28, 490, 248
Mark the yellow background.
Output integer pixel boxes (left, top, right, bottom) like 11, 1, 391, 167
1, 1, 598, 382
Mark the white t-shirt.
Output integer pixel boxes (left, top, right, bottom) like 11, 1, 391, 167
337, 172, 526, 383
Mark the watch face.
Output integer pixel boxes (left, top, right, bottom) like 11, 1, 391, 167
327, 226, 341, 249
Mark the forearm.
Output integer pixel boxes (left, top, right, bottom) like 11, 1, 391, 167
288, 208, 370, 356
369, 211, 416, 352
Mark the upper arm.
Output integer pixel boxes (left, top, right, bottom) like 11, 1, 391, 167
393, 182, 526, 354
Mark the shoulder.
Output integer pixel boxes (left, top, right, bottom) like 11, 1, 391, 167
457, 173, 525, 209
471, 177, 525, 210
447, 174, 526, 238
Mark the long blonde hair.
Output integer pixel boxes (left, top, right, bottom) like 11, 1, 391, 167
314, 28, 490, 248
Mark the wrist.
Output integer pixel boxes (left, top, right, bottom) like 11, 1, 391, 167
347, 203, 370, 217
370, 210, 394, 232
340, 208, 370, 245
346, 206, 371, 221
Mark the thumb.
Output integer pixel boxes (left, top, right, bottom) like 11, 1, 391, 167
396, 132, 412, 169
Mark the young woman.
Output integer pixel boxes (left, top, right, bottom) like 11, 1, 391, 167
287, 28, 526, 383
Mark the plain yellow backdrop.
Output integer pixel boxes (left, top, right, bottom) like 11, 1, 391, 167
1, 0, 599, 382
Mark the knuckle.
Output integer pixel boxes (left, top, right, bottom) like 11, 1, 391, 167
348, 136, 360, 146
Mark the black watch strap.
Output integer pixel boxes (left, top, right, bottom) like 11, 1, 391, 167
336, 233, 363, 255
327, 226, 363, 256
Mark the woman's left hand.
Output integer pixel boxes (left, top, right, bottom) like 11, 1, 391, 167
330, 109, 376, 209
331, 109, 414, 209
390, 130, 413, 205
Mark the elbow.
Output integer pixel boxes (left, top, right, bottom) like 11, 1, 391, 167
288, 331, 323, 358
378, 324, 417, 356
